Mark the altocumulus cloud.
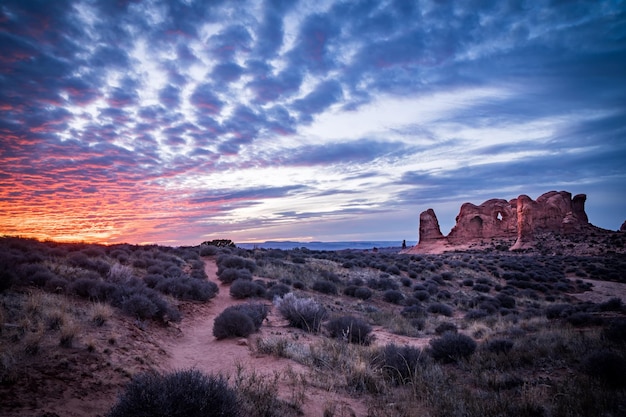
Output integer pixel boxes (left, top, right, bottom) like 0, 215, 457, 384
0, 0, 624, 244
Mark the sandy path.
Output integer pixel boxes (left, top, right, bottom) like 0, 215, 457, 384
162, 258, 370, 416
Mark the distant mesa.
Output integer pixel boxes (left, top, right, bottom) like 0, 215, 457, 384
621, 220, 626, 232
408, 191, 605, 254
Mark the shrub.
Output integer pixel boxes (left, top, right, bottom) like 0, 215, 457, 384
427, 302, 453, 317
435, 322, 457, 335
326, 316, 372, 345
473, 283, 491, 293
413, 290, 430, 301
213, 309, 256, 339
429, 333, 477, 363
264, 283, 290, 300
582, 350, 626, 387
367, 277, 399, 291
401, 305, 425, 319
383, 290, 405, 304
274, 293, 327, 333
217, 254, 256, 273
598, 297, 623, 312
121, 293, 159, 320
230, 279, 266, 299
465, 309, 489, 320
354, 287, 372, 300
217, 268, 252, 284
374, 344, 424, 384
228, 303, 269, 330
603, 318, 626, 343
485, 338, 514, 354
107, 369, 239, 417
156, 277, 218, 301
311, 280, 338, 295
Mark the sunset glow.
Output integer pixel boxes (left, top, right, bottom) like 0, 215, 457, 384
1, 1, 624, 245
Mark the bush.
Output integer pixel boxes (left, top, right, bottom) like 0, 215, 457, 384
217, 254, 256, 273
213, 309, 256, 339
217, 268, 253, 284
230, 279, 266, 299
264, 283, 290, 300
413, 290, 430, 301
485, 338, 514, 354
383, 290, 405, 304
107, 369, 239, 417
401, 305, 425, 319
582, 350, 626, 387
311, 280, 338, 295
354, 287, 372, 300
603, 318, 626, 343
326, 316, 372, 345
228, 303, 269, 330
434, 322, 457, 335
427, 302, 453, 317
429, 333, 477, 363
156, 277, 218, 301
274, 293, 327, 333
374, 344, 424, 384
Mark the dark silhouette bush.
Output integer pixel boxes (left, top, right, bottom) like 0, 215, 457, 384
496, 294, 516, 309
435, 322, 457, 335
401, 305, 425, 319
599, 297, 623, 312
354, 287, 372, 300
216, 254, 256, 273
107, 369, 239, 417
603, 319, 626, 343
582, 350, 626, 387
367, 277, 398, 291
413, 290, 430, 301
230, 279, 266, 299
465, 309, 489, 320
228, 303, 269, 330
326, 316, 372, 345
485, 338, 514, 354
429, 333, 477, 363
275, 293, 326, 333
213, 309, 256, 339
383, 290, 405, 304
427, 302, 453, 317
473, 283, 491, 293
375, 344, 424, 384
156, 277, 218, 301
217, 268, 252, 284
312, 280, 338, 295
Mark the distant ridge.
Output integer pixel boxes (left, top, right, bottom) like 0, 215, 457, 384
236, 241, 415, 251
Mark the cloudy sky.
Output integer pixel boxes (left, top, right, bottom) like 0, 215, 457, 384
1, 0, 624, 245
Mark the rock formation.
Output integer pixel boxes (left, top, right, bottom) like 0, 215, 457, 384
620, 221, 626, 232
413, 191, 593, 252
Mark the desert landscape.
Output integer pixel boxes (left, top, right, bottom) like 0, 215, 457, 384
1, 191, 625, 417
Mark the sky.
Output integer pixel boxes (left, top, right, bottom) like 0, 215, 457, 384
1, 0, 625, 246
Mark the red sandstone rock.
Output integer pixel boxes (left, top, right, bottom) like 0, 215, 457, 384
447, 199, 516, 243
418, 208, 445, 242
412, 191, 592, 253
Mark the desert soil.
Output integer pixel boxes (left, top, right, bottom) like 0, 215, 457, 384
5, 258, 625, 417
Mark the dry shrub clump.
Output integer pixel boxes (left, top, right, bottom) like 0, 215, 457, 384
274, 293, 327, 333
213, 303, 268, 339
326, 315, 372, 345
107, 369, 239, 417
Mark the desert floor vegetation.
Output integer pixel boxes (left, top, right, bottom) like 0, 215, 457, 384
1, 235, 625, 416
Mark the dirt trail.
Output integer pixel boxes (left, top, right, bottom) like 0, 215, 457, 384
162, 258, 368, 416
